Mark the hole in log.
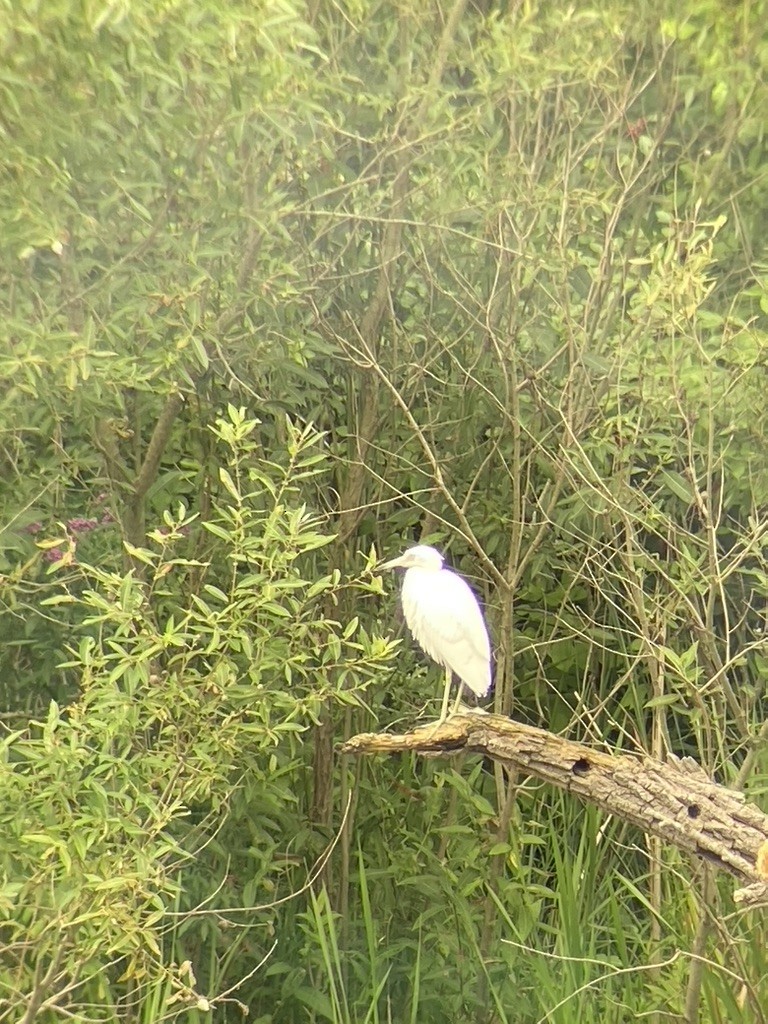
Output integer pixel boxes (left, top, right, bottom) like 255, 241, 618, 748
572, 758, 591, 776
687, 804, 700, 819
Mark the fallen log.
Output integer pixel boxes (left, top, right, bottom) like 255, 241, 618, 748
342, 713, 768, 905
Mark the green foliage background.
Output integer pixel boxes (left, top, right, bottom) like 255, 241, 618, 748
1, 0, 767, 1020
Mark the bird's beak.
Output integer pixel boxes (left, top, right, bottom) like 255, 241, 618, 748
379, 556, 405, 571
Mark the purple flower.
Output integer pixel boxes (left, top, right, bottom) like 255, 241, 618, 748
67, 517, 99, 534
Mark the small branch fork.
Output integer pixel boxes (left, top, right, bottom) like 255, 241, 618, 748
342, 714, 768, 905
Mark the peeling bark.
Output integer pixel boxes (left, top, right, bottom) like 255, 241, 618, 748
342, 713, 768, 903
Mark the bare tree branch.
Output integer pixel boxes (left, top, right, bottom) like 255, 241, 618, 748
343, 714, 768, 901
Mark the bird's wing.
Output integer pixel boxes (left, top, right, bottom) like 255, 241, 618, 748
401, 567, 491, 698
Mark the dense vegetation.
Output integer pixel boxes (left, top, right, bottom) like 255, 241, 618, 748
1, 0, 767, 1020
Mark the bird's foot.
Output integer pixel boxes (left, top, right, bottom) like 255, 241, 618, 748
422, 714, 449, 740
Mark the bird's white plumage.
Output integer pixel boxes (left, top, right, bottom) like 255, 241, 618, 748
401, 566, 491, 697
380, 545, 492, 716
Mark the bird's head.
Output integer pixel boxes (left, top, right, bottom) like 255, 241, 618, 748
379, 545, 444, 572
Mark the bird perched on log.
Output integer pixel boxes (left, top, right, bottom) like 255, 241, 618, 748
380, 544, 492, 722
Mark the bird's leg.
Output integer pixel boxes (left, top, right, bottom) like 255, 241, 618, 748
450, 683, 465, 716
438, 666, 453, 723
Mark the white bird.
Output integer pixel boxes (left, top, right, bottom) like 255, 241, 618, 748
380, 545, 492, 722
